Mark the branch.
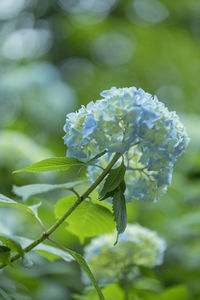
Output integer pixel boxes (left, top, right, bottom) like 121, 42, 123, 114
0, 152, 121, 269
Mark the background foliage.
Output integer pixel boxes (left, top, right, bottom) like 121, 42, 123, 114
0, 0, 199, 299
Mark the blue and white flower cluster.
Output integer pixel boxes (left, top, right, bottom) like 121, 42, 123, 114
83, 223, 166, 284
64, 86, 189, 201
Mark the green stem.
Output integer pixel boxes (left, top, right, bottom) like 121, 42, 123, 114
48, 237, 105, 300
0, 152, 121, 269
122, 271, 129, 300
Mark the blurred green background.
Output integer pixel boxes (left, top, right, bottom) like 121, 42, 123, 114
0, 0, 200, 299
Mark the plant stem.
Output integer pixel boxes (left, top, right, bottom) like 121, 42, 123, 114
122, 271, 129, 300
0, 152, 121, 269
48, 237, 105, 300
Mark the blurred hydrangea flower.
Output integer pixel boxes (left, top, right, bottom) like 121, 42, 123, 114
64, 86, 189, 201
83, 223, 166, 285
0, 130, 52, 169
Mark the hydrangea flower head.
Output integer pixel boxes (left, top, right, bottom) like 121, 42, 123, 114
64, 86, 189, 201
83, 223, 166, 285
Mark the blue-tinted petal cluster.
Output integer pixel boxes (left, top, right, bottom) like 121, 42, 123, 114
64, 86, 189, 201
83, 223, 166, 285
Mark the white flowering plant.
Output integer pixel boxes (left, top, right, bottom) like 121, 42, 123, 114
0, 86, 189, 299
83, 223, 166, 282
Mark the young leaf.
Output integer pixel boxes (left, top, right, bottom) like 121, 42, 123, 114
55, 197, 115, 243
13, 157, 86, 173
0, 194, 42, 226
16, 237, 73, 262
0, 234, 24, 258
100, 161, 126, 199
0, 246, 11, 265
64, 248, 105, 300
112, 189, 127, 238
13, 181, 83, 202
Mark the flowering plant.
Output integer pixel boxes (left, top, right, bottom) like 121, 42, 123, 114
83, 223, 166, 285
64, 86, 189, 202
0, 86, 189, 299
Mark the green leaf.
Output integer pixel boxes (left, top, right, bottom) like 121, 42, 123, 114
16, 237, 73, 262
0, 288, 13, 300
84, 284, 123, 300
0, 234, 24, 258
0, 194, 42, 226
101, 284, 124, 300
65, 248, 105, 300
112, 189, 127, 238
73, 295, 93, 300
87, 150, 107, 163
13, 181, 84, 202
161, 285, 188, 300
119, 180, 126, 193
13, 157, 86, 173
22, 252, 34, 268
100, 180, 126, 201
0, 246, 11, 265
55, 197, 115, 243
28, 202, 44, 228
100, 161, 126, 199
